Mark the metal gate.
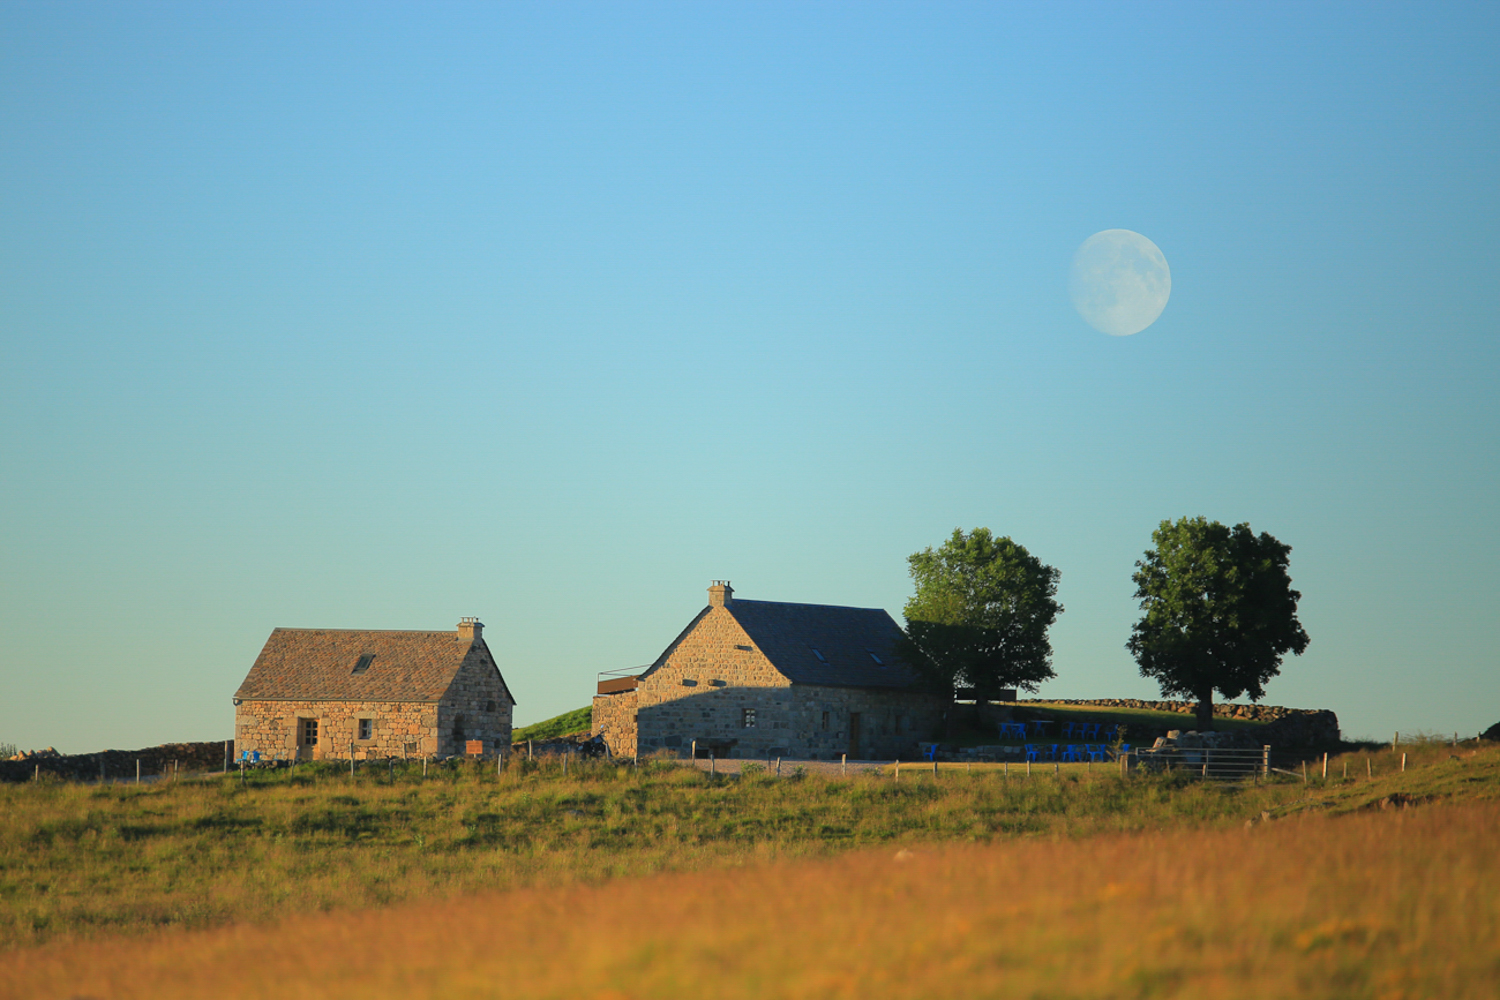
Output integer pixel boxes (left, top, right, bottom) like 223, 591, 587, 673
1130, 744, 1271, 781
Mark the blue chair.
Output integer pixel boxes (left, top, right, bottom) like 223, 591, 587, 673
1060, 744, 1081, 762
1024, 743, 1041, 762
1060, 722, 1076, 739
922, 742, 939, 761
1086, 723, 1102, 741
1088, 745, 1106, 762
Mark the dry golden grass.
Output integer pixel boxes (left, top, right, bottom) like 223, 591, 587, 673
4, 800, 1496, 1000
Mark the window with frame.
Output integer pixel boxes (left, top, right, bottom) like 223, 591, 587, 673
357, 718, 373, 741
743, 708, 757, 728
300, 718, 319, 746
821, 710, 830, 731
351, 654, 375, 675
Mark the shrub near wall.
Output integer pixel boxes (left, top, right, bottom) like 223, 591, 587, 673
0, 741, 234, 783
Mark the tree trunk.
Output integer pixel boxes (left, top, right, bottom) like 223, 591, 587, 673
1195, 690, 1215, 732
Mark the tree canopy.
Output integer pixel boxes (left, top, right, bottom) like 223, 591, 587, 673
1127, 517, 1310, 732
899, 528, 1063, 700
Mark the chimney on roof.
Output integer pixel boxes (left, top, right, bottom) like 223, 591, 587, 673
708, 581, 734, 608
458, 617, 483, 642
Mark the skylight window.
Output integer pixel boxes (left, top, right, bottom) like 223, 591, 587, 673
811, 648, 827, 662
351, 654, 375, 675
868, 651, 883, 665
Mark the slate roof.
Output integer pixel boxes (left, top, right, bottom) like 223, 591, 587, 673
644, 599, 921, 691
235, 628, 510, 703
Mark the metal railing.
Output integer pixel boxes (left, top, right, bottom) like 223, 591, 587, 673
596, 665, 651, 696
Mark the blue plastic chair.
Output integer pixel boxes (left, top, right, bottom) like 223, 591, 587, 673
1060, 722, 1075, 739
1060, 744, 1081, 762
1024, 743, 1041, 762
1086, 723, 1102, 741
922, 742, 939, 762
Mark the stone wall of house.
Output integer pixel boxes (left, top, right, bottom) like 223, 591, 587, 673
593, 689, 640, 757
638, 683, 946, 761
591, 606, 944, 760
235, 700, 438, 760
435, 645, 515, 756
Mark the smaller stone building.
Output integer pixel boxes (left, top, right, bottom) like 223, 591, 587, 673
593, 583, 945, 760
234, 618, 514, 761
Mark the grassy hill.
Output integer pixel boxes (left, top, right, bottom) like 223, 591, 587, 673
2, 737, 1495, 954
511, 706, 591, 743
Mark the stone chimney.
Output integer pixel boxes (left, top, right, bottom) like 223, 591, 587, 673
708, 581, 734, 608
458, 617, 483, 642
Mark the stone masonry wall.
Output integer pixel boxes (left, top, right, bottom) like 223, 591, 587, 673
593, 689, 640, 757
592, 606, 945, 760
435, 645, 514, 757
236, 700, 437, 760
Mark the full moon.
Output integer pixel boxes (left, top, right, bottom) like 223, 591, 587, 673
1069, 229, 1171, 336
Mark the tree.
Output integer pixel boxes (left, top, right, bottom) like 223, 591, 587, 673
899, 528, 1063, 701
1127, 517, 1310, 732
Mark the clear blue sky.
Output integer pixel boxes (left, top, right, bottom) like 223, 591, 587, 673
2, 2, 1496, 752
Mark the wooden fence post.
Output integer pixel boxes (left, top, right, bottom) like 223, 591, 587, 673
1367, 758, 1372, 779
1401, 753, 1406, 773
136, 759, 141, 784
841, 753, 846, 776
1322, 752, 1328, 779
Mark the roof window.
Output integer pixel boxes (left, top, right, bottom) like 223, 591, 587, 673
811, 648, 827, 662
352, 654, 375, 675
868, 651, 883, 665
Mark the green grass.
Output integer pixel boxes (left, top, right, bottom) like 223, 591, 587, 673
2, 740, 1496, 950
511, 706, 592, 743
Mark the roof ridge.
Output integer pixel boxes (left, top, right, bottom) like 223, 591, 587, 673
729, 599, 887, 613
270, 627, 461, 635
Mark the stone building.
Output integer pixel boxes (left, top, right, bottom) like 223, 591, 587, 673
234, 618, 514, 761
593, 583, 945, 760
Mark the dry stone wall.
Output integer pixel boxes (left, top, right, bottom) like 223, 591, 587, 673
0, 741, 234, 783
1016, 697, 1340, 746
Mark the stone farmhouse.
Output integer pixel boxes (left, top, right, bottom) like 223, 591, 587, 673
234, 618, 514, 761
593, 583, 945, 760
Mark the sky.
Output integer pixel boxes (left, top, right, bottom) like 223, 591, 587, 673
2, 1, 1496, 753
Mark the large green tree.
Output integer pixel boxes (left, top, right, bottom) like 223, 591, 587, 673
1127, 517, 1310, 732
900, 528, 1063, 700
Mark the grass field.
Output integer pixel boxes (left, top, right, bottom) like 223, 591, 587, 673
2, 740, 1496, 997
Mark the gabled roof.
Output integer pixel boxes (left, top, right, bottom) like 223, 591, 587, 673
641, 598, 921, 691
728, 600, 919, 689
235, 628, 512, 704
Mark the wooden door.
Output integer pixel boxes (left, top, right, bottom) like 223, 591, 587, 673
847, 712, 861, 759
